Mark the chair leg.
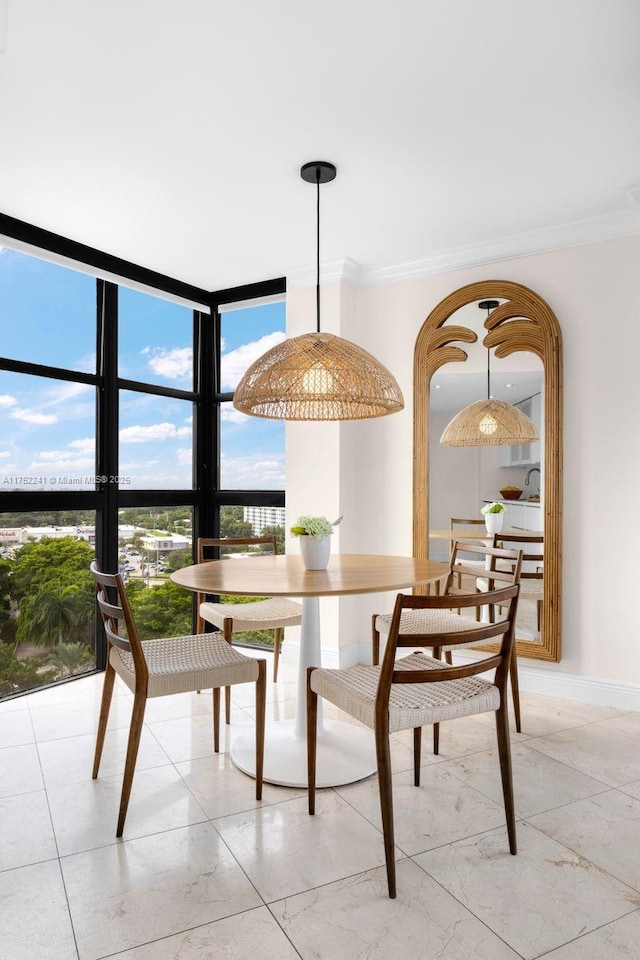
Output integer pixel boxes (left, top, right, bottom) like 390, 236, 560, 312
93, 661, 116, 779
537, 599, 542, 632
413, 727, 422, 786
116, 692, 146, 838
509, 650, 522, 733
495, 703, 517, 855
371, 614, 380, 666
224, 618, 233, 725
255, 660, 266, 801
444, 650, 453, 665
213, 687, 221, 753
431, 646, 441, 756
307, 670, 318, 815
375, 720, 396, 898
273, 627, 282, 682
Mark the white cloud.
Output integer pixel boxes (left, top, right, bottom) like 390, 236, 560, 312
44, 382, 93, 407
0, 451, 11, 459
67, 438, 95, 454
176, 448, 192, 465
221, 406, 249, 425
75, 353, 97, 374
221, 331, 286, 390
146, 346, 192, 380
0, 394, 17, 408
221, 454, 285, 489
10, 408, 58, 425
119, 422, 191, 443
28, 454, 94, 471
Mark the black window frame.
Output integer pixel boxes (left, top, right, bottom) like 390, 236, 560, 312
0, 213, 286, 683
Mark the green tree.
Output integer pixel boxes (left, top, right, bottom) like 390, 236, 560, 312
0, 558, 12, 636
46, 641, 93, 679
220, 506, 253, 541
0, 643, 54, 697
11, 537, 94, 604
260, 524, 285, 555
17, 584, 94, 648
126, 580, 191, 641
165, 548, 193, 572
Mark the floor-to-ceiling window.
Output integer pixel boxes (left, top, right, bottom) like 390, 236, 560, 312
0, 224, 285, 698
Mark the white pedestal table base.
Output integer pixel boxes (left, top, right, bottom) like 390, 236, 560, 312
230, 594, 377, 788
230, 718, 377, 789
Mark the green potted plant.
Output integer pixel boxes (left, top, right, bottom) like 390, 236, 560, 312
290, 515, 343, 570
481, 501, 506, 534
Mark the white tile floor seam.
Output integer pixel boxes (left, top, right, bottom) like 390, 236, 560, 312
3, 665, 640, 959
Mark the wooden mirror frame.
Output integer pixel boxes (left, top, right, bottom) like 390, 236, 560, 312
413, 280, 563, 661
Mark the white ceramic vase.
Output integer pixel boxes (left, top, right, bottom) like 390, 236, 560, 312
299, 534, 331, 570
484, 512, 505, 534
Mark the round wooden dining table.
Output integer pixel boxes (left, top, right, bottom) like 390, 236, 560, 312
172, 553, 448, 788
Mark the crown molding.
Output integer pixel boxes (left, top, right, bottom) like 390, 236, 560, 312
287, 207, 640, 291
287, 256, 362, 288
359, 207, 640, 286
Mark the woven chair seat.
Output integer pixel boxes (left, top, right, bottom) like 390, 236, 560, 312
477, 575, 543, 599
310, 652, 500, 733
111, 633, 260, 698
199, 597, 302, 632
374, 607, 482, 640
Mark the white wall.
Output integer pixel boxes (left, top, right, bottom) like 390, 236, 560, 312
287, 234, 640, 704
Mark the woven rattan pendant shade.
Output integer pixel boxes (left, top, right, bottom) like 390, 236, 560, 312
233, 331, 404, 421
440, 397, 538, 446
232, 160, 404, 422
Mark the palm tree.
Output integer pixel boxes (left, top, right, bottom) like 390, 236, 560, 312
46, 642, 93, 679
17, 584, 94, 648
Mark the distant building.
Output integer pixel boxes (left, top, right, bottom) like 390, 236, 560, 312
139, 532, 191, 552
21, 525, 96, 544
0, 527, 23, 546
243, 506, 285, 536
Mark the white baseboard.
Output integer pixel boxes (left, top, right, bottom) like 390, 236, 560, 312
510, 663, 640, 712
451, 650, 640, 711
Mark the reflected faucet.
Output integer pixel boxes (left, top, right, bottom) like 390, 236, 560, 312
525, 467, 541, 491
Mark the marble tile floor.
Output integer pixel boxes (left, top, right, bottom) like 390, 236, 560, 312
2, 654, 640, 960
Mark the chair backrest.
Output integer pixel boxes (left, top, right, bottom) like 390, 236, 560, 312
450, 517, 486, 531
494, 533, 543, 582
449, 517, 486, 561
90, 560, 148, 690
444, 540, 523, 596
197, 536, 278, 563
376, 581, 521, 722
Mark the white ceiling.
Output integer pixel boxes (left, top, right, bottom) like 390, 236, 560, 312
1, 0, 639, 291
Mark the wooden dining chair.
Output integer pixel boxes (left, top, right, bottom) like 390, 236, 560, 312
478, 532, 544, 632
308, 583, 521, 898
196, 536, 302, 723
90, 560, 266, 837
372, 541, 524, 736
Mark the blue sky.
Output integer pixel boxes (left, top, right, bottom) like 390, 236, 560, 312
0, 248, 285, 490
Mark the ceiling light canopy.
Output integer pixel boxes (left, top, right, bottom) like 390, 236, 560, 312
233, 161, 404, 422
440, 300, 538, 446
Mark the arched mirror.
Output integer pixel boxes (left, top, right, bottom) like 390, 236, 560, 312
413, 280, 562, 662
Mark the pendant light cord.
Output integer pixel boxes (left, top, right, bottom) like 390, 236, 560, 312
316, 166, 321, 334
486, 305, 491, 399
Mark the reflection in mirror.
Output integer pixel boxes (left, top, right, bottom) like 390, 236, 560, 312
413, 280, 562, 662
429, 300, 544, 645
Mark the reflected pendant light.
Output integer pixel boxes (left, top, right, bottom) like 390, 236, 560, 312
440, 300, 539, 446
233, 161, 404, 421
